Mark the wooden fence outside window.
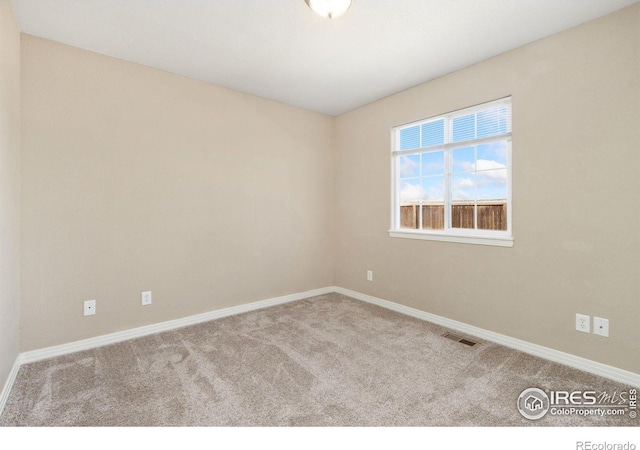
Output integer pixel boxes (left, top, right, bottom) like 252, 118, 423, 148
400, 201, 507, 231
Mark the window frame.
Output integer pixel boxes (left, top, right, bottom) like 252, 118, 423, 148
389, 97, 513, 247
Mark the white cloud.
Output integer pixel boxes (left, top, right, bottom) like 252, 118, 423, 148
400, 181, 443, 202
453, 176, 474, 188
475, 159, 506, 172
400, 182, 424, 202
424, 185, 443, 201
476, 161, 506, 189
399, 156, 419, 178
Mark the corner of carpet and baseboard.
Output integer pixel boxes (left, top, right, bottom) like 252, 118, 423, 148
331, 286, 640, 389
0, 355, 22, 417
18, 286, 336, 365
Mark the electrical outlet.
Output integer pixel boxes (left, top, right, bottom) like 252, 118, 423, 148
84, 300, 96, 316
141, 291, 152, 306
593, 317, 609, 337
575, 313, 590, 333
367, 270, 373, 281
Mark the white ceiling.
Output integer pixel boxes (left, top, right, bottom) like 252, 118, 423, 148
10, 0, 637, 116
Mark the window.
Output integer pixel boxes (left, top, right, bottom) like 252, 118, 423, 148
390, 97, 512, 247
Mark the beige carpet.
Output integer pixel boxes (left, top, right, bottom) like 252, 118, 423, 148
0, 293, 636, 426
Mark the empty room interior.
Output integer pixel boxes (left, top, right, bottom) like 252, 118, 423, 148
1, 0, 639, 429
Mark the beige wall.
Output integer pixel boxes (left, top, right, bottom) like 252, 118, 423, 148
334, 4, 640, 373
20, 35, 335, 351
0, 0, 21, 390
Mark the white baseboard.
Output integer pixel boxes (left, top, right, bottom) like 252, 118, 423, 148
3, 284, 638, 417
0, 356, 21, 416
19, 286, 334, 365
333, 286, 640, 388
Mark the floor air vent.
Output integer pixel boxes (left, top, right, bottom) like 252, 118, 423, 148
442, 332, 478, 347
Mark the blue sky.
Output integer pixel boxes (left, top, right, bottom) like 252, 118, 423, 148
399, 141, 507, 203
398, 103, 509, 204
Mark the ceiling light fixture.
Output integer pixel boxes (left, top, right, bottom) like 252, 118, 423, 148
305, 0, 353, 19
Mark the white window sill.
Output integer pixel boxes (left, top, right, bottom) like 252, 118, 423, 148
388, 229, 513, 247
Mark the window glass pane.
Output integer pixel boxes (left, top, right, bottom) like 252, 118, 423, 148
478, 202, 507, 231
399, 178, 421, 202
476, 169, 507, 200
421, 151, 444, 177
421, 176, 444, 230
477, 106, 508, 138
451, 173, 475, 202
477, 141, 507, 166
421, 119, 444, 147
399, 178, 420, 230
451, 203, 475, 229
421, 175, 444, 202
399, 154, 420, 178
422, 204, 444, 230
451, 173, 476, 229
452, 146, 475, 173
477, 168, 507, 230
400, 205, 420, 229
399, 125, 420, 150
477, 168, 507, 231
452, 114, 475, 142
